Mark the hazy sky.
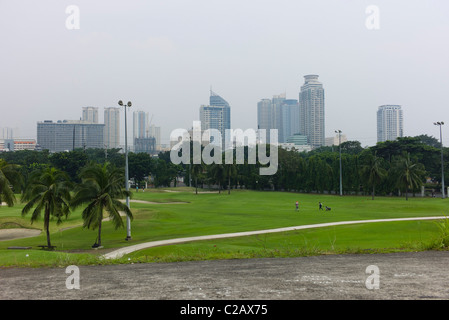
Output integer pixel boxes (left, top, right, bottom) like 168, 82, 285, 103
1, 0, 449, 147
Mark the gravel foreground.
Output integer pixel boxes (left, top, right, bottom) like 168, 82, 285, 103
1, 251, 448, 301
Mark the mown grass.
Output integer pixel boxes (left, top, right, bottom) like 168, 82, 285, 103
0, 188, 448, 267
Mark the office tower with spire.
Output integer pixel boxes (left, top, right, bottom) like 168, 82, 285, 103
104, 107, 120, 149
200, 90, 231, 146
377, 105, 403, 142
299, 75, 325, 148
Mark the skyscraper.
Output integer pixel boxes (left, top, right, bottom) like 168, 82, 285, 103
82, 106, 99, 123
257, 94, 299, 144
377, 105, 403, 142
299, 75, 325, 148
281, 99, 300, 142
104, 107, 120, 149
133, 110, 149, 140
200, 91, 231, 146
257, 98, 273, 143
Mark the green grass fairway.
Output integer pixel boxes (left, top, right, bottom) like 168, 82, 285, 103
1, 188, 448, 267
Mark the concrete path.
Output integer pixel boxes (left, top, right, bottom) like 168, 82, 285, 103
102, 216, 447, 259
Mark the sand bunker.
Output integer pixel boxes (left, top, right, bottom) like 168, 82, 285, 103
0, 229, 41, 241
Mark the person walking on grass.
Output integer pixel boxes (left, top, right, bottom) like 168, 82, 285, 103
319, 202, 323, 210
295, 201, 299, 211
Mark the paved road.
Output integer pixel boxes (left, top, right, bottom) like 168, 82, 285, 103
1, 251, 449, 301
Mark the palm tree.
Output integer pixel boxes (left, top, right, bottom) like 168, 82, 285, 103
392, 152, 425, 200
0, 159, 21, 207
71, 162, 132, 247
208, 163, 225, 193
225, 163, 237, 194
191, 163, 204, 194
359, 152, 387, 200
21, 167, 71, 248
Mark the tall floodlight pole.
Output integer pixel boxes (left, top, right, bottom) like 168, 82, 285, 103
335, 130, 343, 196
434, 122, 445, 199
119, 100, 132, 240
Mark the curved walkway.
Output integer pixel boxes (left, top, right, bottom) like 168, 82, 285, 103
102, 216, 447, 259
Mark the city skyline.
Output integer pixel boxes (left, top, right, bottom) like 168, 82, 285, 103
1, 1, 448, 148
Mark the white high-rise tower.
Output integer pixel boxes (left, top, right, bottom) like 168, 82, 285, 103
104, 107, 120, 149
377, 105, 403, 142
299, 75, 325, 148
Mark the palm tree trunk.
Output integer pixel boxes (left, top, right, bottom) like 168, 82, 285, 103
372, 185, 375, 200
97, 220, 102, 247
45, 206, 52, 248
195, 177, 198, 195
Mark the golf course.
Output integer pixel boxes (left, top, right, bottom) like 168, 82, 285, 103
1, 188, 448, 268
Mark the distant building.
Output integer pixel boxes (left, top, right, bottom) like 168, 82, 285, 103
325, 134, 347, 146
104, 107, 120, 149
257, 94, 299, 144
0, 127, 18, 140
299, 75, 325, 148
134, 137, 156, 154
133, 110, 149, 141
149, 124, 161, 150
286, 133, 309, 146
82, 107, 99, 123
3, 139, 37, 151
279, 143, 313, 153
37, 120, 104, 152
281, 99, 300, 143
199, 90, 231, 146
377, 105, 403, 142
257, 99, 272, 140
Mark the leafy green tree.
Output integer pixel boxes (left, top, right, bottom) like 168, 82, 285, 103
49, 150, 88, 182
0, 159, 22, 207
128, 152, 154, 187
71, 162, 132, 247
21, 167, 72, 248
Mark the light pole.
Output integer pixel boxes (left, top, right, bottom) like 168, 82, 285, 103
335, 130, 343, 196
119, 100, 132, 240
434, 122, 445, 199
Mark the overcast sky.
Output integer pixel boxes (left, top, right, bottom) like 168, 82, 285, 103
1, 0, 448, 147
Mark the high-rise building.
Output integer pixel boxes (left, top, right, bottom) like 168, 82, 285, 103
377, 105, 403, 143
257, 94, 299, 144
82, 107, 99, 123
37, 120, 104, 152
0, 127, 19, 139
200, 91, 231, 146
149, 124, 161, 150
104, 107, 120, 149
133, 110, 149, 140
257, 98, 272, 143
281, 99, 300, 143
299, 75, 325, 148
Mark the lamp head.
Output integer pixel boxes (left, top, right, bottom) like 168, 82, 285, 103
127, 101, 132, 107
118, 100, 123, 106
